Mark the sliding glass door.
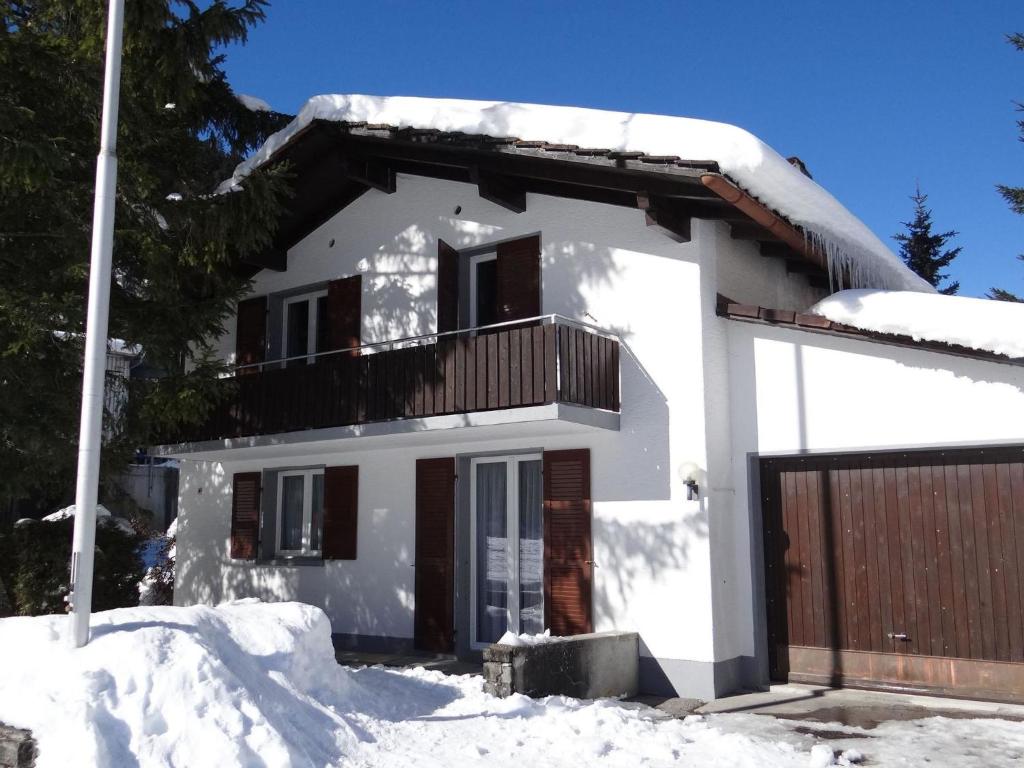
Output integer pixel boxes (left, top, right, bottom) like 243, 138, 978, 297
470, 455, 544, 648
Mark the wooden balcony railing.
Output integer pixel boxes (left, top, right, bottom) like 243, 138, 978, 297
171, 316, 620, 444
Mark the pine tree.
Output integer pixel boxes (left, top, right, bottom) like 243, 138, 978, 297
0, 1, 292, 501
893, 185, 961, 295
990, 33, 1024, 302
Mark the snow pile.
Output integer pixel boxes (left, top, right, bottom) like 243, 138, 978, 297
496, 629, 564, 647
220, 94, 931, 293
39, 503, 134, 534
236, 93, 272, 112
810, 289, 1024, 358
3, 600, 1023, 767
0, 601, 362, 767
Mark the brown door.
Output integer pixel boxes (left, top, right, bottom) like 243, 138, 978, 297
762, 445, 1024, 702
415, 457, 456, 652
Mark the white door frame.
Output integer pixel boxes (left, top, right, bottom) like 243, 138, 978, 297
282, 289, 327, 363
468, 453, 542, 649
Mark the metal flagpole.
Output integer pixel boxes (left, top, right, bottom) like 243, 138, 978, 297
68, 0, 126, 648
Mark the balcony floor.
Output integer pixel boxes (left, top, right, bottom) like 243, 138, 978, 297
156, 402, 618, 461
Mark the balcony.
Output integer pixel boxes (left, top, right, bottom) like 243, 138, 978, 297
164, 316, 620, 451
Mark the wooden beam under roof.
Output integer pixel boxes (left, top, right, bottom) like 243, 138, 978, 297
637, 192, 691, 243
343, 155, 396, 193
240, 248, 287, 272
470, 167, 526, 213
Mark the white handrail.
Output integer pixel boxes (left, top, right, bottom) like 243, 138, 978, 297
231, 314, 620, 374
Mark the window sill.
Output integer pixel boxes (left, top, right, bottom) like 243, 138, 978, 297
258, 556, 324, 567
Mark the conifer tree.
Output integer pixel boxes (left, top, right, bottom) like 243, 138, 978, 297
990, 32, 1024, 302
0, 1, 292, 501
893, 185, 961, 295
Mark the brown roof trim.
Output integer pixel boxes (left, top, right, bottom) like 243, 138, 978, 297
700, 174, 828, 272
716, 295, 1023, 367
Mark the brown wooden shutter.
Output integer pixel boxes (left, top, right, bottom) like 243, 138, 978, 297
322, 465, 358, 559
235, 297, 267, 371
437, 240, 459, 333
327, 275, 362, 353
543, 449, 593, 635
414, 457, 456, 652
496, 234, 541, 323
230, 472, 261, 560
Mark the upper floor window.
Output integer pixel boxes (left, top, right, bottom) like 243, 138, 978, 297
277, 468, 324, 556
283, 290, 328, 366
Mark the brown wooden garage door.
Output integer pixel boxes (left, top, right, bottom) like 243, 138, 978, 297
761, 445, 1024, 702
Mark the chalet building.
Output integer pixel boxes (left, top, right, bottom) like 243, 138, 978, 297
160, 96, 1024, 702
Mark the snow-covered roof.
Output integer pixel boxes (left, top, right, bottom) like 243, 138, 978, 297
810, 290, 1024, 359
223, 94, 933, 293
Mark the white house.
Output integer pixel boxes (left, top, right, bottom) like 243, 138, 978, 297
159, 96, 1024, 702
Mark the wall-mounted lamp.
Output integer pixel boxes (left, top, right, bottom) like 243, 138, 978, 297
677, 461, 701, 501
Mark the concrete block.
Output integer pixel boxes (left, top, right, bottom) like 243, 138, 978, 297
0, 723, 36, 768
482, 631, 639, 700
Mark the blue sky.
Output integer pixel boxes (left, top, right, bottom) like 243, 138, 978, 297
222, 0, 1023, 298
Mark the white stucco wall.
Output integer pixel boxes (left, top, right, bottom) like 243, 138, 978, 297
180, 174, 729, 673
712, 222, 826, 312
714, 320, 1024, 672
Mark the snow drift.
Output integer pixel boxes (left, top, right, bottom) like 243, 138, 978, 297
0, 601, 362, 767
2, 601, 1022, 767
220, 94, 931, 293
811, 289, 1024, 359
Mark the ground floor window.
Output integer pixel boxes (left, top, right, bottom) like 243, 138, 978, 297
471, 455, 543, 647
276, 468, 324, 556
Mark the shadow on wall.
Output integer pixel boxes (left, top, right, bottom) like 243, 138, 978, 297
174, 466, 300, 609
592, 503, 709, 630
321, 504, 414, 639
340, 204, 629, 343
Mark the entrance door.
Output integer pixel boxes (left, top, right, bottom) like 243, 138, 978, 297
470, 455, 544, 648
762, 445, 1024, 702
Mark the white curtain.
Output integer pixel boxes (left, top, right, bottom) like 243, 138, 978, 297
476, 462, 508, 644
518, 460, 544, 635
280, 475, 304, 550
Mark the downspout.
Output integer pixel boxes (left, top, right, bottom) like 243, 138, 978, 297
700, 174, 828, 272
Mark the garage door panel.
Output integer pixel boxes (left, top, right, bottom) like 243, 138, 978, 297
944, 463, 972, 659
763, 446, 1024, 701
999, 462, 1024, 663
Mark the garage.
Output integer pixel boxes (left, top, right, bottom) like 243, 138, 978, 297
761, 445, 1024, 702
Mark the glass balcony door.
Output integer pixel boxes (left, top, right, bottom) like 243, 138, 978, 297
470, 455, 544, 648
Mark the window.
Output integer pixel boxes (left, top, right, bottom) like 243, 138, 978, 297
276, 468, 324, 556
468, 252, 498, 328
283, 291, 328, 366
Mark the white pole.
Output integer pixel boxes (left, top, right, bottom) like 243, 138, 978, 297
69, 0, 126, 648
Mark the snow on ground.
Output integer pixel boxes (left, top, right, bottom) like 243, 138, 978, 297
1, 601, 1022, 768
219, 94, 932, 294
810, 289, 1024, 358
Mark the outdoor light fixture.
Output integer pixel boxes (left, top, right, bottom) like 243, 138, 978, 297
677, 461, 701, 501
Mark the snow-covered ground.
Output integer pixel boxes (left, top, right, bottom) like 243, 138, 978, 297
0, 601, 1021, 767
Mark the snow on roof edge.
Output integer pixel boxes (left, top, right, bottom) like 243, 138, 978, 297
810, 289, 1024, 359
222, 94, 933, 293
